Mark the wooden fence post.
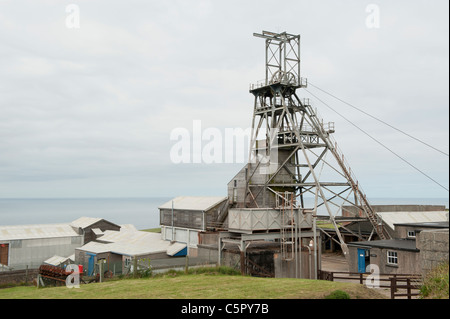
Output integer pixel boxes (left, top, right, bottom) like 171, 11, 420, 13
240, 252, 245, 276
390, 277, 396, 299
407, 278, 411, 299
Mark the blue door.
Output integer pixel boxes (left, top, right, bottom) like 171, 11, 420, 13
357, 248, 366, 273
86, 253, 96, 276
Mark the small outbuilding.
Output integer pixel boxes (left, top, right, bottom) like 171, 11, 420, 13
348, 238, 420, 274
159, 196, 228, 255
348, 220, 449, 275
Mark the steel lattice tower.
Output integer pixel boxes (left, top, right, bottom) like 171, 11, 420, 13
228, 31, 389, 257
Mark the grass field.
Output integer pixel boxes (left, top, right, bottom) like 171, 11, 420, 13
0, 267, 386, 299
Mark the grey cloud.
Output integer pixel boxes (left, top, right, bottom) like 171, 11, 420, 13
0, 0, 448, 198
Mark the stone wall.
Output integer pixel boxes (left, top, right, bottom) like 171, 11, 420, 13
417, 229, 449, 274
0, 268, 39, 285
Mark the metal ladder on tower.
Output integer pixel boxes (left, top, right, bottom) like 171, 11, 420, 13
278, 192, 296, 261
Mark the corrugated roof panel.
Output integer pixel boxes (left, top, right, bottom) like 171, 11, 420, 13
166, 242, 187, 256
0, 223, 80, 241
78, 234, 172, 256
92, 228, 104, 236
159, 196, 227, 211
70, 217, 103, 229
44, 255, 74, 266
377, 211, 448, 230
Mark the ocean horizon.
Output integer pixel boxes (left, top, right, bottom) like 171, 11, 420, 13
0, 197, 448, 230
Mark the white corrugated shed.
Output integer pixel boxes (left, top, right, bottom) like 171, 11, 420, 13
377, 211, 448, 230
44, 254, 75, 266
159, 196, 227, 211
0, 223, 80, 241
79, 229, 173, 257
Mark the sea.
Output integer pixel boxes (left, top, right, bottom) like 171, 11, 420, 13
0, 197, 448, 230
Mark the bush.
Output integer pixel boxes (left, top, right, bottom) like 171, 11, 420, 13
188, 266, 241, 276
420, 262, 449, 299
324, 290, 351, 299
156, 266, 241, 278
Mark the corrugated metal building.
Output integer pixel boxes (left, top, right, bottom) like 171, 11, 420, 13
70, 217, 121, 244
0, 217, 123, 271
0, 223, 83, 270
377, 211, 448, 238
74, 228, 184, 275
159, 196, 228, 255
347, 212, 449, 274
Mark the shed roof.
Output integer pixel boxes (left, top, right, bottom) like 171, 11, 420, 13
44, 254, 75, 266
377, 211, 448, 231
0, 223, 80, 241
77, 229, 173, 256
348, 239, 419, 251
394, 221, 449, 229
159, 196, 227, 211
70, 216, 120, 229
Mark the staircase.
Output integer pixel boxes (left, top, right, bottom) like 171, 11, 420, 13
304, 104, 390, 240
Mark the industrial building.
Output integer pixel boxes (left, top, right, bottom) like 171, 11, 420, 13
0, 217, 122, 271
0, 223, 83, 270
319, 206, 448, 253
159, 31, 449, 279
74, 226, 176, 275
159, 196, 228, 255
213, 30, 390, 278
347, 219, 449, 274
376, 211, 448, 239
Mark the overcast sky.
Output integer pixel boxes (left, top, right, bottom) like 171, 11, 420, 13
0, 0, 448, 199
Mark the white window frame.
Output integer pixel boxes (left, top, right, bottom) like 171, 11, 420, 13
407, 230, 416, 238
387, 250, 398, 265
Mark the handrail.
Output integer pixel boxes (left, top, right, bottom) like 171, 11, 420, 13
319, 270, 422, 299
249, 77, 308, 90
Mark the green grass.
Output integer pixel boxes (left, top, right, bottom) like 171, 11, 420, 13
140, 228, 161, 233
324, 289, 351, 299
420, 262, 449, 299
316, 221, 337, 230
0, 266, 386, 299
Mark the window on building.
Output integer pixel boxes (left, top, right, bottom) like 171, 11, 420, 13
387, 250, 398, 265
407, 230, 416, 238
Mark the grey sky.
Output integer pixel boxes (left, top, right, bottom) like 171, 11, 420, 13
0, 0, 448, 199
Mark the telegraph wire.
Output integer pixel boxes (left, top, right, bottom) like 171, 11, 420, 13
307, 82, 449, 157
304, 88, 449, 193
